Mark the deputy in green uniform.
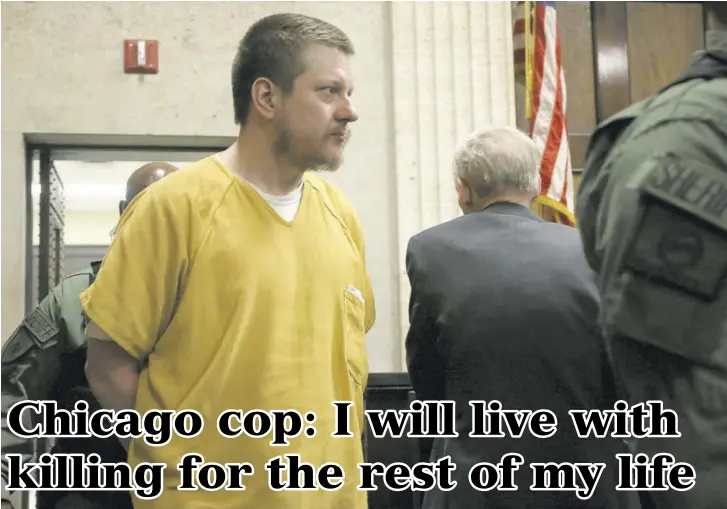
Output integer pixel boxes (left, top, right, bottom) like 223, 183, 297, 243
0, 162, 177, 509
576, 4, 727, 509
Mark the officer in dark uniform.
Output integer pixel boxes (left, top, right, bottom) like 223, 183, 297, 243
576, 4, 727, 509
0, 162, 178, 509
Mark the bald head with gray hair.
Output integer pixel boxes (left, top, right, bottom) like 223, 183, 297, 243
453, 126, 541, 213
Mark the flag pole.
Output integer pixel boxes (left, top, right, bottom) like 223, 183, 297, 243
524, 0, 532, 121
525, 1, 542, 217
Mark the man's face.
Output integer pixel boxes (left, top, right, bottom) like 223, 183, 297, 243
273, 44, 358, 172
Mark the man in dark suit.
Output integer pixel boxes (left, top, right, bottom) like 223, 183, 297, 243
405, 127, 639, 509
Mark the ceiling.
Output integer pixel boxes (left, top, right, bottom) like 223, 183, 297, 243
32, 159, 195, 213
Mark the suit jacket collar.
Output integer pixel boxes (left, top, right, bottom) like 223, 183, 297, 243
480, 201, 542, 221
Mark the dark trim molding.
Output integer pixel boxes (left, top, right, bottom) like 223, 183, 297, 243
592, 1, 631, 123
569, 133, 590, 171
24, 146, 34, 315
24, 133, 235, 150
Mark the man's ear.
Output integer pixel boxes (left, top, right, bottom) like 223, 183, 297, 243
250, 77, 279, 121
456, 177, 474, 207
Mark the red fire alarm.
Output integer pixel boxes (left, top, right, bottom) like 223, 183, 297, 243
123, 39, 158, 74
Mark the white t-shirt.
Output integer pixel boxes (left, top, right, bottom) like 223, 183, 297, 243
245, 179, 303, 222
216, 155, 303, 222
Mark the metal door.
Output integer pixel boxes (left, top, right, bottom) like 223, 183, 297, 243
36, 149, 65, 303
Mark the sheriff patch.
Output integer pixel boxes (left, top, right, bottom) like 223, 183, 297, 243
623, 153, 727, 301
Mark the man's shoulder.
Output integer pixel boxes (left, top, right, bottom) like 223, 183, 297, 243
305, 173, 352, 206
40, 267, 95, 320
407, 215, 467, 254
17, 268, 93, 349
627, 78, 725, 129
409, 213, 582, 252
159, 155, 233, 191
597, 76, 727, 137
646, 77, 726, 121
54, 268, 94, 298
127, 156, 236, 216
600, 79, 727, 171
305, 173, 360, 226
538, 221, 592, 254
410, 222, 447, 245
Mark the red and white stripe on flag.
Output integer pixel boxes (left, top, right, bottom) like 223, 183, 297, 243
513, 1, 576, 226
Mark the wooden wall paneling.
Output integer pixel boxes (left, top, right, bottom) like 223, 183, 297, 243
626, 2, 705, 103
569, 133, 589, 172
557, 1, 596, 134
556, 1, 597, 172
592, 1, 631, 123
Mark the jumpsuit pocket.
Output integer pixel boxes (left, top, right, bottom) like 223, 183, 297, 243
343, 286, 368, 386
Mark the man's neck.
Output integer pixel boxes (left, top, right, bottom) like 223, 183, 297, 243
219, 128, 304, 196
470, 194, 534, 213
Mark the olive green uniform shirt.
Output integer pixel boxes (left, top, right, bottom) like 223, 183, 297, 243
1, 268, 94, 506
576, 30, 727, 509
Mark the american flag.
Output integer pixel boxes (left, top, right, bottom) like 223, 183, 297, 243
513, 1, 576, 226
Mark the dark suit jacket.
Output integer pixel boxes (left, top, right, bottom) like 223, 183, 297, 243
405, 202, 639, 509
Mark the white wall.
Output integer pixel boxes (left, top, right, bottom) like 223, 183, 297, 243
30, 159, 159, 246
32, 211, 118, 246
2, 2, 515, 372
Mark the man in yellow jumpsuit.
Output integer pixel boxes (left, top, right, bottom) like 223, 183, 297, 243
81, 12, 375, 509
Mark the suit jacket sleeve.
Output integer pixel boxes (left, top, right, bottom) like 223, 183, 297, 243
405, 237, 445, 403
